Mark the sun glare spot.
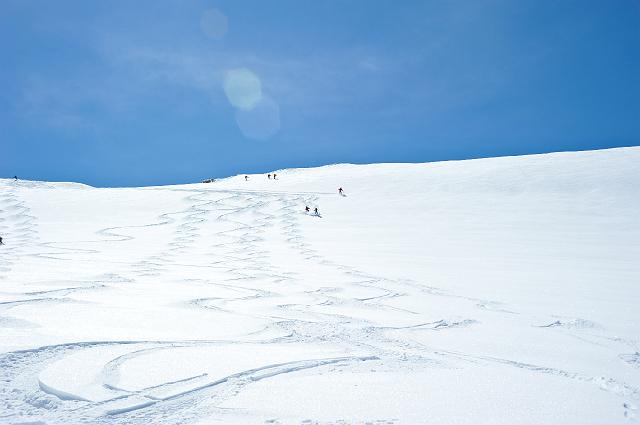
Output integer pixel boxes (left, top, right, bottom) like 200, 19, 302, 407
223, 68, 263, 111
235, 96, 280, 140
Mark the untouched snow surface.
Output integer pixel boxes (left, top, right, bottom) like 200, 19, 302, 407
0, 147, 639, 424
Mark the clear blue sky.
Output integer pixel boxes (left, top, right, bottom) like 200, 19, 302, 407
1, 1, 638, 187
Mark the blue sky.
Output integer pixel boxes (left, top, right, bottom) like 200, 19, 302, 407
1, 0, 638, 186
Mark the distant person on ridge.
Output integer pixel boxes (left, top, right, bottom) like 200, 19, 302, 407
245, 175, 248, 181
0, 236, 3, 245
314, 207, 319, 215
273, 173, 277, 180
268, 174, 271, 179
338, 187, 344, 196
14, 176, 18, 181
305, 206, 310, 213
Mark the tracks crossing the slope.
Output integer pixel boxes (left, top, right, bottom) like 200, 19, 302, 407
0, 182, 638, 424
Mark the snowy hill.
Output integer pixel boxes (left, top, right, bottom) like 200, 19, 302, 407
1, 147, 639, 424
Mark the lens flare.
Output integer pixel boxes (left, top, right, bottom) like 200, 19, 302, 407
223, 68, 262, 111
235, 96, 280, 140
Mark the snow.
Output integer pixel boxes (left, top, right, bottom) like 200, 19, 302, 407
0, 147, 639, 424
219, 367, 623, 425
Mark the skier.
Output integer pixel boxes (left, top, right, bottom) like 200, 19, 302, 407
13, 176, 17, 181
338, 187, 344, 196
244, 175, 248, 181
314, 207, 319, 216
273, 173, 277, 180
305, 206, 310, 213
0, 236, 3, 245
268, 174, 271, 179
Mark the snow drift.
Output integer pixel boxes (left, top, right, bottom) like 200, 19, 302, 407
0, 147, 639, 424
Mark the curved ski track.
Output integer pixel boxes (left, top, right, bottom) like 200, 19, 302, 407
0, 182, 638, 424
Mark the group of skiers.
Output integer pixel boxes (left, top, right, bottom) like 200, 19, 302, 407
305, 206, 320, 216
244, 173, 278, 181
243, 173, 346, 218
304, 188, 346, 217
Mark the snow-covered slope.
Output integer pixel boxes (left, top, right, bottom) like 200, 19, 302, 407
1, 147, 639, 424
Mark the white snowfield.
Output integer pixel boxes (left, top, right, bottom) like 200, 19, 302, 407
0, 147, 639, 425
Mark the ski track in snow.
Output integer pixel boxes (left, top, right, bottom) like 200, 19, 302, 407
1, 150, 639, 425
0, 183, 38, 276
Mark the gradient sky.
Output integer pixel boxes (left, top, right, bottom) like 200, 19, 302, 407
1, 0, 639, 187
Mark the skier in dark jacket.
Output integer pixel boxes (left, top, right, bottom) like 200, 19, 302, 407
0, 236, 4, 245
305, 206, 310, 213
338, 187, 344, 196
314, 207, 319, 215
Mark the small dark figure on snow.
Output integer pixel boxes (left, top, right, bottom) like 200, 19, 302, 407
314, 207, 319, 215
305, 206, 310, 213
14, 176, 18, 181
338, 187, 344, 196
244, 175, 249, 181
273, 173, 277, 180
0, 236, 3, 245
268, 174, 271, 179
